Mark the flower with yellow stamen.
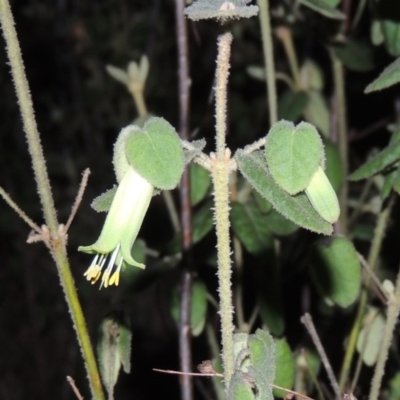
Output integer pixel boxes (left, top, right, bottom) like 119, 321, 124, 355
79, 167, 153, 288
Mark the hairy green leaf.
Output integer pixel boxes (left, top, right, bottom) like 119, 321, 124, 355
265, 121, 323, 195
231, 201, 273, 255
236, 150, 332, 235
365, 57, 400, 93
333, 38, 375, 72
274, 339, 295, 397
349, 139, 400, 180
299, 0, 345, 19
308, 236, 361, 307
126, 117, 184, 189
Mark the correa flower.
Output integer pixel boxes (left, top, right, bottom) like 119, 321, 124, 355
79, 167, 153, 288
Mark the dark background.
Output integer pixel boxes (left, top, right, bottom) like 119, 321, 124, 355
1, 1, 400, 400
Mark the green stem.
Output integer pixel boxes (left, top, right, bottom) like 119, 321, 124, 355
257, 0, 277, 125
212, 32, 235, 391
0, 0, 58, 234
369, 267, 400, 400
212, 161, 235, 390
331, 52, 348, 236
351, 0, 368, 30
0, 2, 105, 399
130, 88, 148, 118
215, 33, 232, 160
276, 26, 302, 90
339, 196, 395, 389
52, 243, 104, 399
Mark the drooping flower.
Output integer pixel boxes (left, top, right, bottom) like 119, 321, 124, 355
79, 167, 153, 288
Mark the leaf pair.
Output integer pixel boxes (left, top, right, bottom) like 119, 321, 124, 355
236, 121, 339, 235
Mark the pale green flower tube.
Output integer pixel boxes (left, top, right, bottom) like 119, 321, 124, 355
79, 167, 153, 288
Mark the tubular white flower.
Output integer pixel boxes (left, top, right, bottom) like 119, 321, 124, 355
79, 167, 153, 288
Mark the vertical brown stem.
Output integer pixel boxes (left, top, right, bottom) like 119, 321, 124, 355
174, 1, 193, 400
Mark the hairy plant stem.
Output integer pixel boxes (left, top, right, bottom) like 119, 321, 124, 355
369, 265, 400, 400
212, 161, 235, 390
0, 0, 58, 234
212, 32, 235, 391
52, 242, 104, 399
331, 52, 348, 236
215, 33, 232, 161
339, 196, 395, 389
0, 1, 104, 399
257, 0, 277, 125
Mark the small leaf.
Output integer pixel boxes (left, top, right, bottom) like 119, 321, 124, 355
91, 186, 117, 212
253, 190, 272, 214
126, 117, 184, 189
97, 311, 132, 400
323, 0, 340, 7
231, 201, 273, 255
382, 19, 400, 57
138, 55, 150, 83
388, 372, 400, 400
106, 65, 129, 85
356, 309, 385, 367
193, 201, 214, 244
247, 65, 266, 81
233, 332, 251, 368
304, 166, 340, 224
365, 56, 400, 93
265, 121, 323, 195
349, 139, 400, 181
228, 371, 255, 400
257, 256, 285, 336
127, 61, 139, 80
376, 0, 400, 57
299, 0, 345, 19
211, 357, 225, 400
168, 201, 214, 253
308, 236, 361, 307
185, 0, 259, 22
265, 209, 299, 236
393, 166, 400, 195
300, 60, 324, 91
371, 20, 385, 46
381, 168, 397, 200
183, 139, 207, 165
274, 339, 295, 398
324, 140, 344, 193
333, 39, 375, 72
190, 163, 211, 205
236, 150, 332, 235
171, 279, 208, 337
247, 329, 275, 400
278, 91, 309, 122
304, 91, 330, 137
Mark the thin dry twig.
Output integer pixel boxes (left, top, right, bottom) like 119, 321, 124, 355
357, 252, 389, 304
64, 169, 90, 232
154, 367, 223, 378
0, 185, 42, 233
67, 376, 84, 400
300, 313, 341, 400
153, 368, 315, 400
